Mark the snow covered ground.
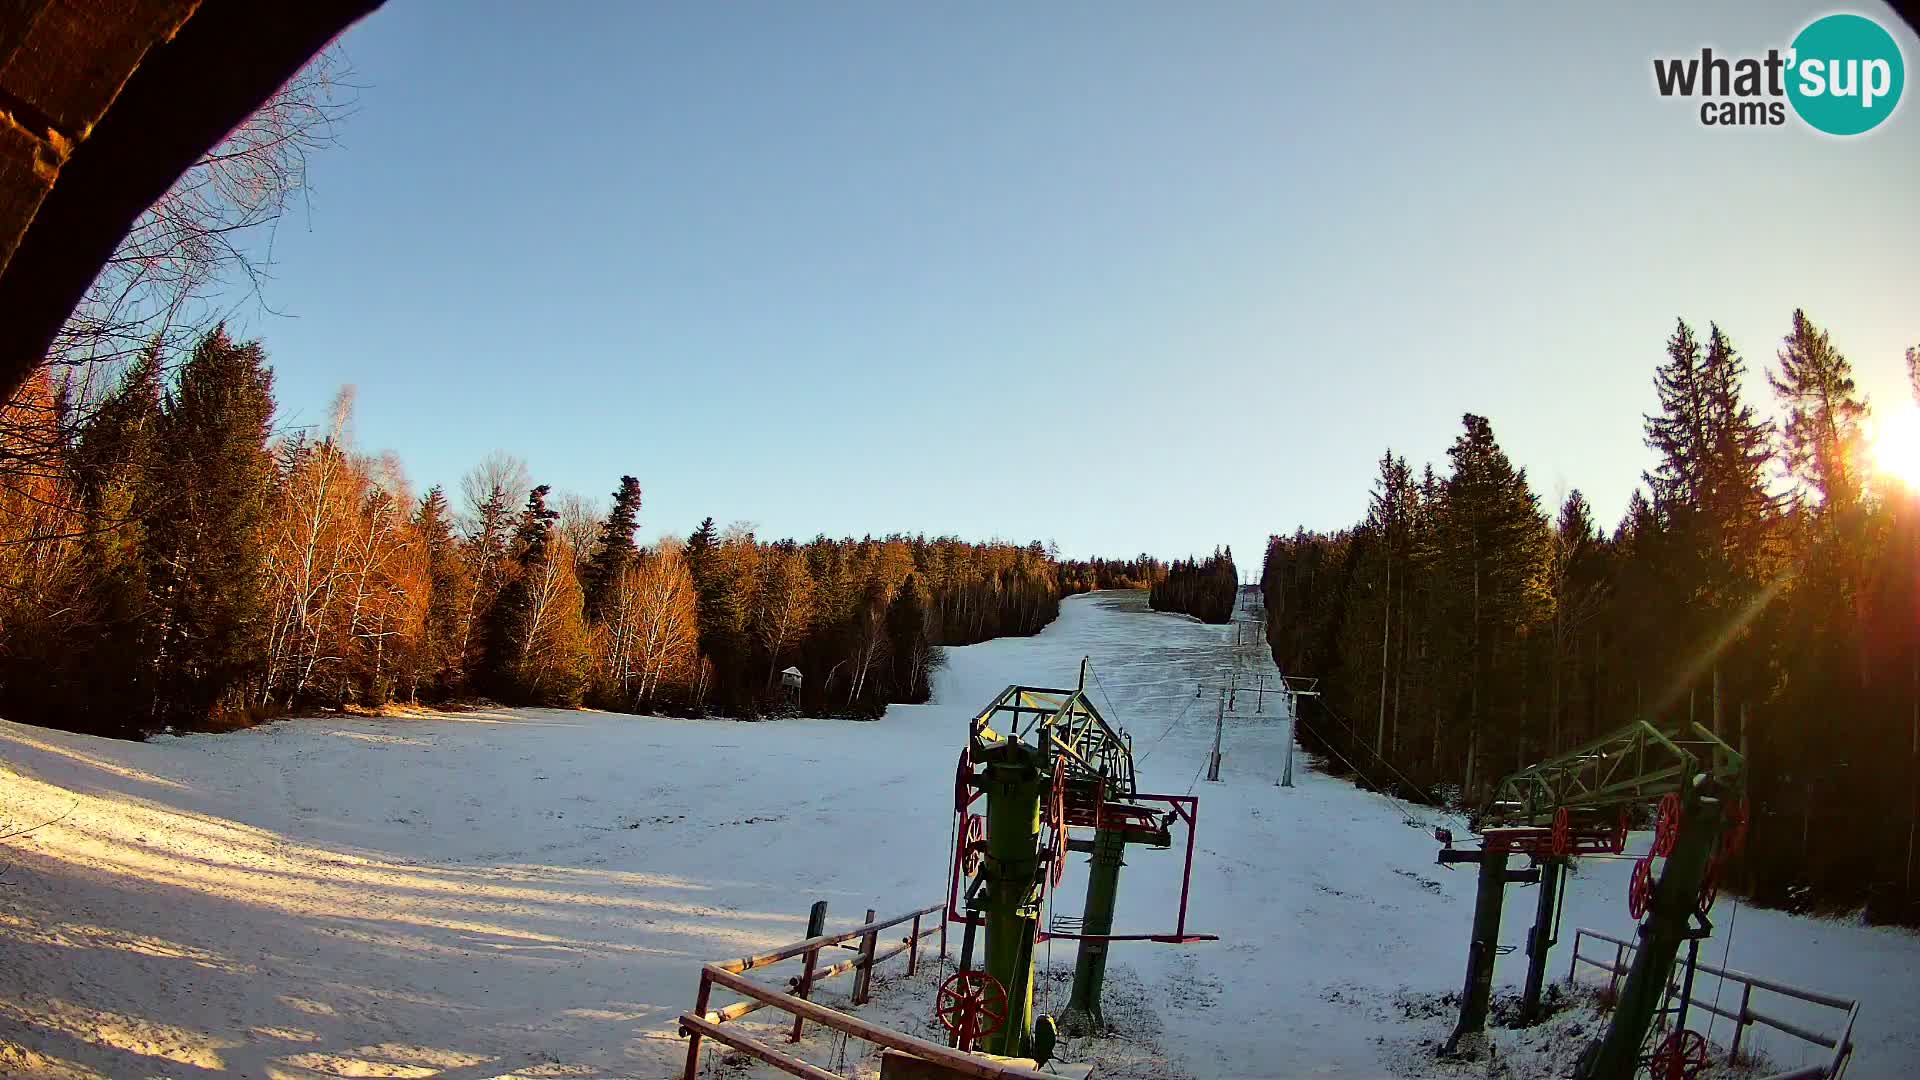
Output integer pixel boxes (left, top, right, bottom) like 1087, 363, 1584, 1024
1, 591, 1915, 1079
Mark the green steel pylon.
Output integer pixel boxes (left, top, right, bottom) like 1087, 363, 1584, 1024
978, 742, 1046, 1057
1578, 792, 1727, 1080
1064, 823, 1126, 1029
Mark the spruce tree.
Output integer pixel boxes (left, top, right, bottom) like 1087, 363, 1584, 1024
481, 484, 558, 700
683, 516, 737, 702
1365, 451, 1415, 754
1699, 324, 1777, 573
583, 475, 642, 617
143, 328, 277, 727
69, 352, 164, 732
1769, 309, 1866, 513
887, 573, 933, 702
415, 486, 467, 696
460, 480, 518, 679
1640, 320, 1777, 729
1436, 413, 1549, 792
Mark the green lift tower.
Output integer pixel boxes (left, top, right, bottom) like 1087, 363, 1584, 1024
941, 661, 1214, 1058
1433, 720, 1748, 1080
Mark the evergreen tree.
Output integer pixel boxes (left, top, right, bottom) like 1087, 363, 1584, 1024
1698, 323, 1778, 582
583, 475, 643, 617
460, 479, 518, 680
1769, 309, 1867, 514
1149, 548, 1239, 623
1435, 413, 1549, 792
143, 328, 277, 727
1643, 320, 1777, 726
1364, 450, 1416, 754
482, 484, 559, 700
684, 516, 723, 662
414, 486, 468, 696
1644, 319, 1714, 513
887, 573, 935, 702
68, 352, 165, 732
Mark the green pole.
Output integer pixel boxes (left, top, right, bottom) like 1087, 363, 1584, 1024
1065, 824, 1126, 1031
1444, 846, 1509, 1052
981, 746, 1045, 1057
1579, 796, 1725, 1080
1520, 857, 1563, 1024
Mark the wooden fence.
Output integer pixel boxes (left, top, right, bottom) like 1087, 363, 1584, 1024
679, 901, 1053, 1080
1567, 927, 1858, 1080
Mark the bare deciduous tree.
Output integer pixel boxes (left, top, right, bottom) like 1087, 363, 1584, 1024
53, 51, 357, 391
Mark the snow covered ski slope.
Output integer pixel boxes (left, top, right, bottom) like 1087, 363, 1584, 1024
1, 591, 1915, 1078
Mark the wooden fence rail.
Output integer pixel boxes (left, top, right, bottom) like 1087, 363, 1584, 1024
1567, 927, 1859, 1080
681, 900, 1050, 1080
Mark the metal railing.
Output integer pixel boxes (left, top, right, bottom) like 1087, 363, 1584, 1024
1567, 927, 1859, 1080
679, 901, 1053, 1080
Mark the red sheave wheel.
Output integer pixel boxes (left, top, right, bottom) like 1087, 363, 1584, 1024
955, 746, 973, 815
1551, 806, 1571, 857
1697, 853, 1721, 915
1628, 855, 1655, 920
959, 813, 985, 877
1653, 793, 1682, 858
935, 970, 1008, 1049
1649, 1028, 1709, 1080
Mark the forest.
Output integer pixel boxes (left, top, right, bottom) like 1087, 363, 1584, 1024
1261, 312, 1920, 925
1057, 554, 1168, 595
1149, 549, 1241, 624
0, 325, 1110, 735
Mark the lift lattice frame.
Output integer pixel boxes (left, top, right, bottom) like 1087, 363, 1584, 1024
1485, 720, 1744, 828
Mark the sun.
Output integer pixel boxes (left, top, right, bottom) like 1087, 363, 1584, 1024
1871, 404, 1920, 492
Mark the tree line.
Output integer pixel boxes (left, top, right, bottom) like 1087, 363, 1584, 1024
0, 328, 1096, 737
1057, 554, 1168, 594
1150, 548, 1240, 623
1261, 310, 1920, 924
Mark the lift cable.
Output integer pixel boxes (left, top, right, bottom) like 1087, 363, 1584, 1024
1088, 663, 1129, 749
1127, 677, 1210, 765
1304, 696, 1444, 808
1290, 710, 1439, 830
1184, 748, 1211, 796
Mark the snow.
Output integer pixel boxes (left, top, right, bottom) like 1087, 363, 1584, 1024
1, 591, 1916, 1079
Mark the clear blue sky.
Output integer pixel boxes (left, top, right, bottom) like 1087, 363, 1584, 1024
229, 1, 1920, 573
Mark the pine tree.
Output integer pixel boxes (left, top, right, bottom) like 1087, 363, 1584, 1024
583, 475, 643, 617
414, 486, 468, 696
888, 573, 935, 702
68, 352, 165, 732
1644, 318, 1717, 513
1699, 323, 1778, 583
1365, 450, 1415, 754
1436, 413, 1549, 792
143, 328, 277, 726
684, 516, 723, 663
1770, 310, 1867, 514
1640, 320, 1778, 722
1546, 490, 1608, 751
481, 484, 559, 700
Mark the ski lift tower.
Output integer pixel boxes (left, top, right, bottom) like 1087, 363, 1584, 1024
1432, 719, 1747, 1080
945, 659, 1215, 1057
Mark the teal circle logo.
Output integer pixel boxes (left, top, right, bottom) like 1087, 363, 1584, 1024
1787, 14, 1904, 135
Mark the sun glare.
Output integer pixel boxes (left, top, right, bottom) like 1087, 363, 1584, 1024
1872, 405, 1920, 492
